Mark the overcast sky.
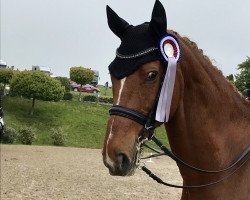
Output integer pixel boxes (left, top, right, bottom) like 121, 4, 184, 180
1, 0, 250, 85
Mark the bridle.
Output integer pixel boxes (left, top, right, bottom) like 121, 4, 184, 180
109, 101, 250, 188
106, 0, 249, 188
109, 75, 250, 189
108, 35, 249, 188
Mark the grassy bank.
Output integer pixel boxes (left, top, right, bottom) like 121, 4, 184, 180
3, 96, 169, 148
98, 85, 113, 97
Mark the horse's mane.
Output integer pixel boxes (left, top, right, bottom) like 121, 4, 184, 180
182, 37, 216, 70
170, 30, 220, 73
169, 30, 248, 102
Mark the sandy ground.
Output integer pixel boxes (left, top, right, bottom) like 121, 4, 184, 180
0, 145, 182, 200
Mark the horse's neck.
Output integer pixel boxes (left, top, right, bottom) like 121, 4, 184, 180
166, 46, 250, 170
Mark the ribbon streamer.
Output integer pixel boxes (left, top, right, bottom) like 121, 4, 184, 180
155, 57, 177, 122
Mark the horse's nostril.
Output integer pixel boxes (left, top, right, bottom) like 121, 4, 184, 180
117, 153, 130, 172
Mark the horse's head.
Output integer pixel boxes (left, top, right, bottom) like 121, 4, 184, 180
102, 0, 181, 176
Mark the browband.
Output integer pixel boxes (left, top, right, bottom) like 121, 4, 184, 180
116, 47, 158, 59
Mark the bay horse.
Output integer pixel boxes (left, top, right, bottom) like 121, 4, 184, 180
102, 1, 250, 199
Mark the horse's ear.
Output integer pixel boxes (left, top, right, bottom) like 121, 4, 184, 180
106, 5, 131, 39
149, 0, 167, 41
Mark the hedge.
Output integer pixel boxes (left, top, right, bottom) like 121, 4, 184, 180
99, 96, 113, 104
82, 95, 112, 104
63, 92, 73, 100
82, 95, 98, 102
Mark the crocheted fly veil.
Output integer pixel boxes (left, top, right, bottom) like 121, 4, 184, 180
106, 0, 181, 122
107, 0, 167, 79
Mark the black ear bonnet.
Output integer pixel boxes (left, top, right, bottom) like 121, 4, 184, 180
107, 0, 167, 79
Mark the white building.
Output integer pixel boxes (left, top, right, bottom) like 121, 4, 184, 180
0, 60, 7, 69
32, 65, 52, 76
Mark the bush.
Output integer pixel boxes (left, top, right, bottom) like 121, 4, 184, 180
82, 95, 113, 104
63, 92, 73, 100
99, 96, 113, 104
10, 70, 64, 101
0, 69, 15, 85
50, 128, 65, 146
0, 127, 17, 144
18, 127, 35, 145
82, 95, 98, 102
54, 76, 71, 92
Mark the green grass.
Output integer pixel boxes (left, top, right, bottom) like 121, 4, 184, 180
4, 96, 109, 148
3, 96, 169, 149
98, 85, 113, 97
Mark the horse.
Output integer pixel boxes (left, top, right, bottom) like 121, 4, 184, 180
102, 1, 250, 199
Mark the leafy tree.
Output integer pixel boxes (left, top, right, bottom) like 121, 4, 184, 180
0, 69, 16, 107
55, 76, 71, 92
243, 89, 250, 99
70, 67, 94, 86
226, 74, 234, 83
10, 70, 64, 115
0, 69, 15, 86
234, 57, 250, 92
70, 66, 94, 100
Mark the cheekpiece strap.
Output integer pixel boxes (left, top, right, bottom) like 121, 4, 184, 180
155, 34, 181, 122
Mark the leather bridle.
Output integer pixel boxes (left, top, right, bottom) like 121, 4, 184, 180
108, 45, 249, 187
108, 81, 250, 189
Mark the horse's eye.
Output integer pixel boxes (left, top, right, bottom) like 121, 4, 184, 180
146, 71, 158, 81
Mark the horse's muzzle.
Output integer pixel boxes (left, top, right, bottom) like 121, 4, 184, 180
104, 152, 136, 176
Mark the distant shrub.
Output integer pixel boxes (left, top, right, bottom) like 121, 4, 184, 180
0, 127, 17, 144
9, 88, 18, 97
82, 95, 112, 104
83, 95, 98, 102
0, 69, 15, 85
54, 76, 71, 92
18, 127, 35, 145
50, 128, 65, 146
99, 96, 113, 104
63, 92, 73, 100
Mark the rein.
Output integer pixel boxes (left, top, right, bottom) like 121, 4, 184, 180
141, 135, 250, 188
141, 157, 249, 188
148, 135, 250, 174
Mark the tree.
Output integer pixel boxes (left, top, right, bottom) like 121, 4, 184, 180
0, 69, 15, 86
10, 70, 64, 115
70, 66, 94, 100
226, 74, 234, 83
55, 76, 71, 92
0, 69, 16, 108
234, 57, 250, 92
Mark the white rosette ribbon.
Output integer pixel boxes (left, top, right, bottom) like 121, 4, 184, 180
155, 34, 181, 122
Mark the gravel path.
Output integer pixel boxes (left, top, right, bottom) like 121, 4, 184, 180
0, 145, 182, 200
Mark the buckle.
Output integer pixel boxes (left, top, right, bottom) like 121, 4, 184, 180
144, 125, 155, 140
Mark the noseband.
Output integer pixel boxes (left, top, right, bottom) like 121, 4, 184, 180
109, 104, 158, 142
109, 105, 148, 126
